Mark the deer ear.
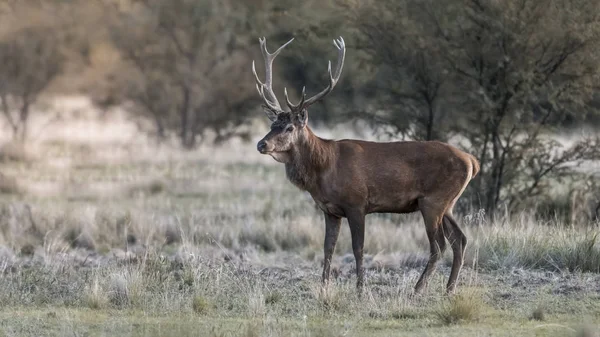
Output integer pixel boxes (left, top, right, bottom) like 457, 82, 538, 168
296, 109, 308, 128
262, 105, 278, 122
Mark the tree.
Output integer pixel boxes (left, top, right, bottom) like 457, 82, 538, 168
108, 0, 262, 148
352, 1, 449, 141
106, 0, 353, 147
354, 0, 600, 216
0, 10, 64, 141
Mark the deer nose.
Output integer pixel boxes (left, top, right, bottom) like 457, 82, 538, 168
257, 140, 267, 153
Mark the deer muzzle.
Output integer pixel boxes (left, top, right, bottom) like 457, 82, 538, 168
257, 140, 269, 153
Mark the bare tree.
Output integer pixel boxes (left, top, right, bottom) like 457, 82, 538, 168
108, 0, 266, 148
0, 27, 63, 142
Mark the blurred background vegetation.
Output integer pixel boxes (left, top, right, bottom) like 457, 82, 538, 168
0, 0, 600, 220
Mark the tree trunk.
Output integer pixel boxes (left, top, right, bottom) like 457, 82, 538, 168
1, 94, 19, 140
17, 100, 30, 143
179, 86, 195, 149
485, 128, 501, 217
426, 103, 435, 141
154, 119, 165, 146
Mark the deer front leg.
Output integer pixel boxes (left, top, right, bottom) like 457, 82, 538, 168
322, 212, 342, 287
347, 210, 366, 295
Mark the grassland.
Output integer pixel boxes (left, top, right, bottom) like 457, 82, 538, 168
0, 109, 599, 336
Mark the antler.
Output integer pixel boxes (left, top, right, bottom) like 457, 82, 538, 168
284, 86, 306, 111
252, 37, 294, 120
286, 37, 346, 111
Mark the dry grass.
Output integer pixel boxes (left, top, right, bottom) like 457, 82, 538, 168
435, 289, 488, 325
531, 306, 546, 321
1, 98, 599, 274
0, 172, 22, 194
83, 276, 109, 309
471, 217, 600, 273
0, 141, 35, 163
192, 295, 212, 314
577, 325, 600, 337
0, 97, 598, 335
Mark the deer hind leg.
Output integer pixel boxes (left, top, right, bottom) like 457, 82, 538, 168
414, 198, 447, 294
442, 212, 467, 294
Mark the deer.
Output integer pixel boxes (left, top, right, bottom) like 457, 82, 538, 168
252, 36, 480, 295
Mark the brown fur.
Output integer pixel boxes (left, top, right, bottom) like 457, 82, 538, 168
285, 128, 335, 191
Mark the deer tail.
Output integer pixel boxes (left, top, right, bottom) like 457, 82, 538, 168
469, 154, 480, 179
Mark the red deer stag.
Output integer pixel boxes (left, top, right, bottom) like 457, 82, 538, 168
253, 36, 479, 294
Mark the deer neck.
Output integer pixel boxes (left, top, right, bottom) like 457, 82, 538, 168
285, 127, 334, 192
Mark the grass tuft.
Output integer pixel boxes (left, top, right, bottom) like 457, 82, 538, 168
192, 295, 211, 315
247, 288, 266, 317
83, 277, 108, 309
108, 270, 146, 307
0, 173, 22, 194
264, 290, 282, 305
64, 228, 96, 251
436, 291, 486, 325
530, 306, 545, 321
315, 284, 344, 313
576, 325, 599, 337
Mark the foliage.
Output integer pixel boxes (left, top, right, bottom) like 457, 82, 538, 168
104, 0, 345, 147
0, 0, 599, 214
107, 0, 258, 148
0, 1, 65, 141
352, 0, 600, 215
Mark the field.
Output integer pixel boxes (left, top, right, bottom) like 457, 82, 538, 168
0, 102, 599, 337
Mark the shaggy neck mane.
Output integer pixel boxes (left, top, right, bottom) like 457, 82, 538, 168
285, 127, 335, 191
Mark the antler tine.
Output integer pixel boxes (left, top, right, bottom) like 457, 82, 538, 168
302, 36, 346, 108
284, 86, 306, 111
252, 37, 294, 115
252, 61, 265, 88
252, 58, 280, 113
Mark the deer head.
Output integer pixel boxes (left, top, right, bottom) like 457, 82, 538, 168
253, 36, 346, 163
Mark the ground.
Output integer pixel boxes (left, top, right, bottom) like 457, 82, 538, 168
0, 107, 599, 336
0, 252, 598, 336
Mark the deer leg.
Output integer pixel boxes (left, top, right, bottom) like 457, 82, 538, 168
347, 210, 366, 295
414, 199, 446, 294
322, 212, 342, 287
442, 213, 467, 294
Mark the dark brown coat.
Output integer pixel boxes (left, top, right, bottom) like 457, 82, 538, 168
260, 125, 479, 293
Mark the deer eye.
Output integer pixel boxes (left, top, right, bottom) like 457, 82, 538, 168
285, 125, 294, 133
